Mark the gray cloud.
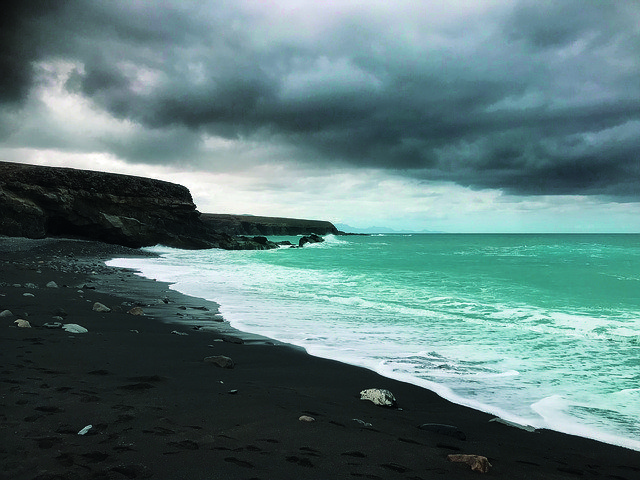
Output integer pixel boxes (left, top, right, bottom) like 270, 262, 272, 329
1, 0, 639, 197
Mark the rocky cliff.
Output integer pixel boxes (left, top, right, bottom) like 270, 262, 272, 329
201, 213, 339, 236
0, 162, 245, 249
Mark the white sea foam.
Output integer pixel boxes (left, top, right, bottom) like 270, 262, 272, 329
531, 396, 640, 451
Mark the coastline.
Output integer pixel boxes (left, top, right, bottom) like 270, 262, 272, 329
1, 237, 639, 479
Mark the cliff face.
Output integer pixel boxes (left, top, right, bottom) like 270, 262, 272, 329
201, 213, 339, 236
0, 162, 339, 249
0, 162, 235, 249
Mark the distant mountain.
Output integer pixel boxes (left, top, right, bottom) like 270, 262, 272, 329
335, 223, 443, 234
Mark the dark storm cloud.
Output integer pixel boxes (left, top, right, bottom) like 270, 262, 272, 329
505, 0, 622, 48
2, 0, 639, 197
0, 1, 70, 103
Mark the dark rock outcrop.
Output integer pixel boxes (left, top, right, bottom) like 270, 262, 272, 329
237, 235, 278, 250
298, 234, 325, 247
201, 213, 339, 236
0, 162, 242, 249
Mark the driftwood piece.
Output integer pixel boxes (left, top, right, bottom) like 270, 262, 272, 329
448, 454, 492, 473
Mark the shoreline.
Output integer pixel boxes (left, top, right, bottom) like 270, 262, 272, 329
2, 237, 639, 479
110, 238, 640, 453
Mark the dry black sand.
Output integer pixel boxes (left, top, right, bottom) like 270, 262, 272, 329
1, 237, 639, 479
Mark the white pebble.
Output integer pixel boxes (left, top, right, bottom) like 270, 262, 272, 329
63, 324, 88, 334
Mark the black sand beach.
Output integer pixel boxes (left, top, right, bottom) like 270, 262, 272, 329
1, 237, 639, 480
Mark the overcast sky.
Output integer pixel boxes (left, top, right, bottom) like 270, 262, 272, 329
2, 0, 639, 232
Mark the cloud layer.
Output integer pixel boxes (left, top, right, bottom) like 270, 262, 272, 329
2, 0, 639, 199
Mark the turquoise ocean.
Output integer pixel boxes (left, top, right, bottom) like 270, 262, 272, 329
107, 234, 640, 450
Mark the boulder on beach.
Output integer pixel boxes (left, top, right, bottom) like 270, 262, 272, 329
0, 310, 13, 317
204, 355, 235, 369
14, 319, 31, 328
447, 454, 492, 473
93, 302, 111, 313
360, 388, 397, 407
62, 323, 88, 333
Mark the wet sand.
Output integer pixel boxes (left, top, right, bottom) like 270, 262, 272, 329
1, 237, 639, 480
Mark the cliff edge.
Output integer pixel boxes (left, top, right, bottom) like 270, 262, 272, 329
0, 162, 234, 249
201, 213, 339, 236
0, 162, 339, 249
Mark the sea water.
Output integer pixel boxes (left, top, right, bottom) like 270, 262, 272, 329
107, 234, 640, 450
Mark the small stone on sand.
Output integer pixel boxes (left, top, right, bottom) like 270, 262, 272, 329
14, 319, 31, 328
46, 281, 59, 288
299, 415, 316, 422
0, 309, 13, 317
127, 306, 144, 315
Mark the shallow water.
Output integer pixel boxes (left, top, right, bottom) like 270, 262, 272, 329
107, 233, 640, 450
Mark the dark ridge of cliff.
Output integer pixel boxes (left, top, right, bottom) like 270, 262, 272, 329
0, 162, 252, 249
200, 213, 339, 236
